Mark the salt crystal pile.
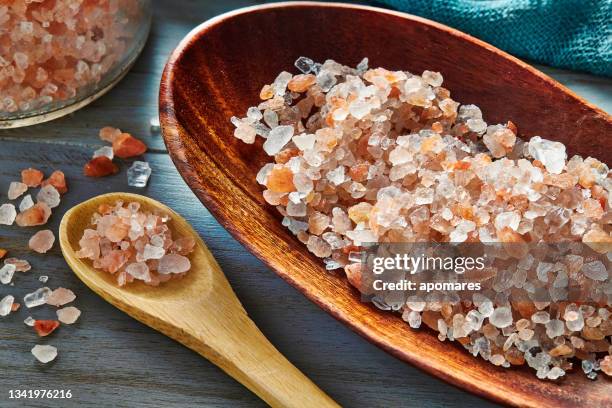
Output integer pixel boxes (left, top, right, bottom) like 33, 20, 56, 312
76, 201, 195, 286
232, 57, 612, 380
29, 230, 56, 254
0, 1, 142, 116
31, 345, 57, 364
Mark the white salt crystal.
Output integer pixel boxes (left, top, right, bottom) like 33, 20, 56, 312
582, 261, 608, 281
527, 136, 566, 174
57, 306, 81, 324
263, 125, 294, 155
8, 181, 28, 200
142, 244, 165, 260
255, 163, 274, 185
421, 70, 443, 87
316, 71, 337, 92
150, 116, 160, 132
31, 345, 57, 364
356, 57, 369, 73
127, 161, 152, 188
24, 287, 52, 308
405, 310, 422, 328
126, 262, 150, 281
157, 254, 191, 274
19, 194, 34, 211
494, 211, 520, 231
0, 295, 14, 316
292, 133, 315, 151
0, 263, 16, 284
24, 316, 35, 326
93, 146, 114, 160
489, 307, 513, 328
547, 367, 565, 380
294, 56, 315, 74
36, 185, 60, 208
326, 166, 345, 186
39, 275, 48, 283
0, 203, 17, 225
467, 118, 487, 134
272, 71, 292, 95
545, 319, 565, 338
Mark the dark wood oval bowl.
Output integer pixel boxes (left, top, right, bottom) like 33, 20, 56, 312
159, 2, 612, 406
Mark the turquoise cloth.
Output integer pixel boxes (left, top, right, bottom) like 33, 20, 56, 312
376, 0, 611, 77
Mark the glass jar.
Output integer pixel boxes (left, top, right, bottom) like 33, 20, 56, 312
0, 0, 152, 128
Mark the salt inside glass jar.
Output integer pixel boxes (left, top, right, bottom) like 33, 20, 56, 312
0, 0, 151, 128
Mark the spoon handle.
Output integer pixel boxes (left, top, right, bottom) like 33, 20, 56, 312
179, 304, 340, 408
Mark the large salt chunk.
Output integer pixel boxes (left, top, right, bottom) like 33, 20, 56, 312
528, 136, 566, 174
36, 185, 60, 208
47, 287, 76, 306
56, 306, 81, 324
0, 295, 14, 316
582, 261, 608, 281
29, 229, 55, 253
0, 203, 17, 225
0, 263, 16, 284
31, 345, 57, 363
157, 254, 191, 274
24, 287, 52, 308
127, 161, 152, 188
263, 125, 294, 155
8, 182, 28, 200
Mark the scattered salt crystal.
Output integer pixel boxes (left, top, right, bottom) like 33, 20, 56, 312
29, 229, 55, 253
0, 295, 14, 316
57, 306, 81, 324
19, 194, 34, 211
294, 56, 315, 74
24, 287, 52, 308
31, 345, 57, 364
0, 203, 17, 225
39, 276, 48, 283
150, 116, 161, 133
24, 316, 35, 326
46, 287, 76, 307
36, 185, 60, 208
8, 182, 28, 200
93, 146, 114, 160
0, 263, 16, 284
127, 161, 152, 187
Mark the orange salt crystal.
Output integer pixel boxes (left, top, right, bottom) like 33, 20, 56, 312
344, 263, 362, 289
260, 84, 274, 100
84, 156, 119, 177
287, 74, 316, 93
349, 163, 369, 182
41, 170, 68, 194
33, 320, 60, 337
506, 120, 518, 135
11, 303, 20, 312
112, 133, 148, 158
99, 126, 122, 142
266, 167, 295, 193
275, 148, 300, 164
16, 203, 52, 227
0, 249, 6, 259
21, 168, 44, 187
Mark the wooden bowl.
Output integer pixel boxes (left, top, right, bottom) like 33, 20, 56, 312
159, 2, 612, 407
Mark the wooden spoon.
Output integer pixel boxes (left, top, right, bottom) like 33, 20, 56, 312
159, 2, 612, 407
58, 192, 339, 408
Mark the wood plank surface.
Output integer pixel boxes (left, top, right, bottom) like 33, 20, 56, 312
0, 1, 609, 407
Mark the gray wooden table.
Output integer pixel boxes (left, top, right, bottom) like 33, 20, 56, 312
0, 1, 610, 407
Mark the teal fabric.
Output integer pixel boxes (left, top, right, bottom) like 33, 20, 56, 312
375, 0, 611, 76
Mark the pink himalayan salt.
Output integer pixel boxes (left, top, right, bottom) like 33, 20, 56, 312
56, 306, 81, 324
29, 230, 55, 254
99, 127, 122, 143
0, 1, 142, 115
601, 356, 612, 376
4, 258, 31, 272
21, 168, 44, 187
16, 202, 52, 227
46, 287, 76, 307
76, 201, 195, 286
8, 182, 28, 200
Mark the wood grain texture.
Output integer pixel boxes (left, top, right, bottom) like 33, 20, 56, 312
59, 192, 339, 408
0, 1, 609, 407
159, 2, 612, 408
